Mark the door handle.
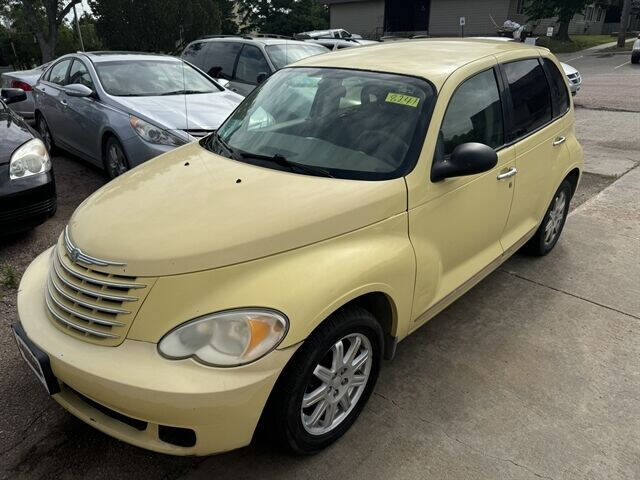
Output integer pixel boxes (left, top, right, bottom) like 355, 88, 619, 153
553, 136, 566, 146
497, 167, 518, 180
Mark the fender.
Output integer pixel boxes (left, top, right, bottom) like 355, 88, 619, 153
128, 213, 417, 348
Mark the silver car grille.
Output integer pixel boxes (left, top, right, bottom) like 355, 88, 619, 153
45, 241, 154, 346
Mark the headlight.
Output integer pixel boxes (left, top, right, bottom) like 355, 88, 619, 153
158, 309, 288, 367
9, 138, 51, 180
129, 115, 186, 146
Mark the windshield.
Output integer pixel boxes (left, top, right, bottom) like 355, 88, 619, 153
95, 60, 219, 97
211, 68, 434, 180
266, 44, 329, 69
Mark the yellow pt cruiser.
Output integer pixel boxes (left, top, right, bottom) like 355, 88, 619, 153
13, 39, 582, 455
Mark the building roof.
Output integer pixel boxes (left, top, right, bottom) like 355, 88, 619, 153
294, 38, 545, 89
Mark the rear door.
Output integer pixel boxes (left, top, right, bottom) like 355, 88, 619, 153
229, 44, 271, 96
498, 56, 571, 251
36, 59, 72, 143
197, 41, 242, 85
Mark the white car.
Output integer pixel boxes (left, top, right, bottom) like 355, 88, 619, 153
0, 62, 50, 119
632, 35, 640, 64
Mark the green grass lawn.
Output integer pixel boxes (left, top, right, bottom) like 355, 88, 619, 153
537, 34, 616, 53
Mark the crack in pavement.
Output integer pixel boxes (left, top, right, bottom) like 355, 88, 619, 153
575, 105, 640, 114
372, 392, 555, 480
500, 270, 640, 321
0, 406, 50, 458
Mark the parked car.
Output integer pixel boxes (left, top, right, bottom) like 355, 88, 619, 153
297, 28, 379, 50
13, 39, 582, 456
181, 35, 328, 96
299, 28, 363, 40
33, 52, 243, 178
632, 34, 640, 64
1, 62, 51, 120
0, 88, 56, 235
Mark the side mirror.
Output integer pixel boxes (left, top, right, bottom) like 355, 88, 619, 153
431, 142, 498, 182
256, 72, 268, 84
1, 88, 27, 105
64, 83, 94, 98
216, 78, 230, 88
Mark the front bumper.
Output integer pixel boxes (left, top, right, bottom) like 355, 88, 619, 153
16, 249, 298, 455
0, 167, 56, 235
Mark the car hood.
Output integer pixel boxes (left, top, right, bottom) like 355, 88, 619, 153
0, 109, 34, 164
67, 142, 407, 277
111, 90, 243, 131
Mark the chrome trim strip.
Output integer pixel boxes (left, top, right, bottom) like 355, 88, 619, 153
49, 275, 130, 315
64, 226, 126, 267
56, 249, 144, 289
45, 293, 119, 338
46, 281, 125, 327
52, 258, 137, 302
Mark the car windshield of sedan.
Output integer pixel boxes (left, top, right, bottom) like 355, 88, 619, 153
211, 67, 434, 180
265, 44, 329, 69
95, 60, 219, 97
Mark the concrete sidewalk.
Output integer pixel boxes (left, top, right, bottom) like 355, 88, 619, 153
182, 169, 640, 480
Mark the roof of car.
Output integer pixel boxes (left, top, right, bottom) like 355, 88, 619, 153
81, 51, 179, 63
294, 38, 546, 89
196, 35, 312, 46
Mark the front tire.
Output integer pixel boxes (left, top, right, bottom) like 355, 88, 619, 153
523, 180, 572, 256
265, 306, 383, 455
103, 137, 130, 179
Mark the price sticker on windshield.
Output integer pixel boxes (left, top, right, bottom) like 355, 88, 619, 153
385, 93, 420, 108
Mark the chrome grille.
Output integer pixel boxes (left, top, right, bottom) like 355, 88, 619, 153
567, 73, 581, 85
45, 240, 154, 346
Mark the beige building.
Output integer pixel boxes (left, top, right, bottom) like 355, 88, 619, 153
324, 0, 639, 38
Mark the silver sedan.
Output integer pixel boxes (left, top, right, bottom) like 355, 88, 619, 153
34, 52, 243, 178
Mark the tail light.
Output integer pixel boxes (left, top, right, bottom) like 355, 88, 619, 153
11, 80, 33, 92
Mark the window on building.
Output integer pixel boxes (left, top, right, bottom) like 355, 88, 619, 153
516, 0, 525, 15
585, 6, 594, 21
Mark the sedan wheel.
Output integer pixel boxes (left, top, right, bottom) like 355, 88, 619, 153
104, 138, 130, 179
38, 116, 54, 153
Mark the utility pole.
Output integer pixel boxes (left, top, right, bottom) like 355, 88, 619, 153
618, 0, 632, 48
73, 3, 85, 52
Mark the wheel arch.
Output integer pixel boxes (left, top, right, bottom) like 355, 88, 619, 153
564, 167, 581, 198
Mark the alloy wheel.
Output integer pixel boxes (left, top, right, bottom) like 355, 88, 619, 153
301, 333, 372, 436
543, 190, 567, 248
107, 143, 128, 178
39, 117, 52, 152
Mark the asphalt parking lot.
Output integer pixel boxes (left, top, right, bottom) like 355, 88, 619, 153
1, 45, 639, 480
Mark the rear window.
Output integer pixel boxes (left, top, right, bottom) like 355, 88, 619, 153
201, 42, 242, 80
542, 58, 570, 117
503, 59, 552, 137
266, 44, 328, 69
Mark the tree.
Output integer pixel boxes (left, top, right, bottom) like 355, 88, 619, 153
89, 0, 236, 53
524, 0, 590, 41
1, 0, 82, 61
237, 0, 329, 37
618, 0, 632, 47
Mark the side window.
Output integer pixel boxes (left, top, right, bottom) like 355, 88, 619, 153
48, 60, 72, 86
68, 60, 95, 90
438, 69, 504, 158
542, 58, 570, 117
182, 41, 207, 67
201, 42, 242, 80
503, 59, 552, 137
235, 45, 270, 85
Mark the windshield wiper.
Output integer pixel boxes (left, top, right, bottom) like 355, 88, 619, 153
209, 132, 241, 160
239, 151, 334, 178
160, 89, 211, 96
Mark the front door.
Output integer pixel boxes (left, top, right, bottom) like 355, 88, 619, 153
36, 59, 72, 143
498, 57, 571, 251
409, 66, 515, 324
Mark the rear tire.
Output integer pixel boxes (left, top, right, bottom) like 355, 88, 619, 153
632, 54, 640, 65
264, 305, 383, 455
103, 137, 130, 180
522, 180, 572, 256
